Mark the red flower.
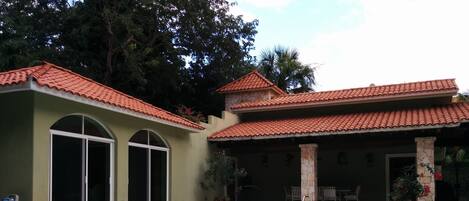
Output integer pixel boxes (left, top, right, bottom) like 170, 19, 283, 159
434, 172, 443, 181
420, 185, 431, 197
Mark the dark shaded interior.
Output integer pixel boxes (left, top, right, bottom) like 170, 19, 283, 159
52, 135, 83, 201
151, 150, 167, 201
129, 146, 149, 201
88, 141, 111, 201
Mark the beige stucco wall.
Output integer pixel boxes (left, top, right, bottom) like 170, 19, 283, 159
0, 91, 34, 200
33, 91, 216, 201
224, 90, 277, 111
0, 89, 242, 201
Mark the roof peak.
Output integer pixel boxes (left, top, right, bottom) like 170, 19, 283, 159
0, 62, 203, 130
216, 69, 286, 95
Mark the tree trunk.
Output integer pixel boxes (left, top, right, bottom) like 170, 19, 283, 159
104, 12, 114, 85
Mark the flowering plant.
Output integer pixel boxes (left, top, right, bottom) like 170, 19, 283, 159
391, 165, 424, 201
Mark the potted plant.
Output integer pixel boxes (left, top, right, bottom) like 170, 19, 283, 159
201, 151, 247, 201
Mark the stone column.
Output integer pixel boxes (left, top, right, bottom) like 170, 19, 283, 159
415, 137, 437, 201
299, 144, 318, 201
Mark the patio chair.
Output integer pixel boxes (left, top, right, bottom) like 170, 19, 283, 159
284, 186, 302, 201
321, 186, 337, 201
344, 186, 360, 201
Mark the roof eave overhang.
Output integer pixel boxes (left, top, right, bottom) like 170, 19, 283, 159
231, 90, 458, 113
0, 81, 204, 132
208, 122, 467, 142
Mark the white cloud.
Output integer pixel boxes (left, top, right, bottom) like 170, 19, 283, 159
229, 4, 257, 21
299, 0, 469, 92
237, 0, 295, 9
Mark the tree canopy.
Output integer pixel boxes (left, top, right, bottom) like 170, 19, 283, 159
0, 0, 257, 116
258, 46, 316, 93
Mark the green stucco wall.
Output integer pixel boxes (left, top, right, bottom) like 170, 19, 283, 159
1, 91, 211, 201
0, 91, 34, 200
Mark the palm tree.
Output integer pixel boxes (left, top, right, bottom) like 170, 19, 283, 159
258, 46, 316, 93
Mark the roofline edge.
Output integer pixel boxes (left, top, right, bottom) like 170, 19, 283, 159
231, 90, 458, 113
208, 122, 466, 142
0, 81, 204, 132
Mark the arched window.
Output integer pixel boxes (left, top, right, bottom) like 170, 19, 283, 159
128, 130, 169, 201
50, 115, 114, 201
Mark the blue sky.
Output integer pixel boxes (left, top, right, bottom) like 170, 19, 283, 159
231, 0, 469, 93
235, 0, 362, 56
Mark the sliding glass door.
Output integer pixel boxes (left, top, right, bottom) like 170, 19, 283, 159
129, 130, 169, 201
52, 135, 83, 201
50, 115, 114, 201
88, 141, 111, 201
129, 146, 149, 201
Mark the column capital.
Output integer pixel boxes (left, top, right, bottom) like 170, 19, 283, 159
299, 143, 318, 149
415, 137, 436, 143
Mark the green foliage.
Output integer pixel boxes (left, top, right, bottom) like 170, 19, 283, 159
201, 151, 247, 191
454, 93, 469, 102
258, 46, 316, 93
0, 0, 258, 116
391, 165, 424, 201
176, 105, 206, 123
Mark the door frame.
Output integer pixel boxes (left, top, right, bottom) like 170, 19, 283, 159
385, 153, 416, 201
128, 141, 170, 201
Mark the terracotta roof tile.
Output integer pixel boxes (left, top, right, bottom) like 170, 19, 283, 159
231, 79, 458, 111
216, 70, 286, 95
209, 102, 469, 140
0, 62, 204, 130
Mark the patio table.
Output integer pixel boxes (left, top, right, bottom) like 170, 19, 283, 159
336, 189, 352, 201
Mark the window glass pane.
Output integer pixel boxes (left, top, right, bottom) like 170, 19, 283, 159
151, 150, 167, 201
51, 115, 82, 134
130, 130, 148, 144
129, 146, 148, 201
88, 141, 111, 201
84, 117, 111, 138
52, 135, 83, 201
149, 133, 167, 147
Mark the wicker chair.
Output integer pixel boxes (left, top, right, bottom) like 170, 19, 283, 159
344, 186, 360, 201
284, 186, 302, 201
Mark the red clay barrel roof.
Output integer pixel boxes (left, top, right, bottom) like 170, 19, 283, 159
216, 70, 286, 95
0, 62, 204, 130
209, 102, 469, 140
231, 79, 458, 111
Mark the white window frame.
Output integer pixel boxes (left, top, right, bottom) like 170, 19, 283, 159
128, 130, 170, 201
49, 115, 115, 201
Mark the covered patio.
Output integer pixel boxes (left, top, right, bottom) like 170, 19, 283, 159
211, 72, 469, 201
214, 125, 469, 201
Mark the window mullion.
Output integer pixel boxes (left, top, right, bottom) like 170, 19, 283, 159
84, 139, 89, 201
148, 148, 151, 201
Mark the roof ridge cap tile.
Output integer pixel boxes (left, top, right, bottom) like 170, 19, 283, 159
230, 78, 459, 110
40, 62, 161, 108
218, 70, 275, 90
0, 65, 42, 76
287, 78, 457, 97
